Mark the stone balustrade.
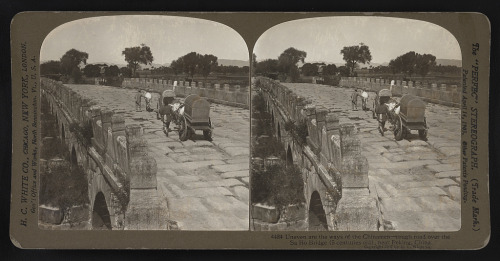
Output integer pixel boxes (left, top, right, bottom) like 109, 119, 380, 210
255, 77, 378, 231
339, 77, 460, 107
256, 77, 368, 189
41, 78, 158, 195
122, 78, 249, 109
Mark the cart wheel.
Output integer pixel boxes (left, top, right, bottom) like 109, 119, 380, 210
394, 115, 405, 141
179, 116, 189, 141
203, 119, 213, 141
419, 118, 428, 141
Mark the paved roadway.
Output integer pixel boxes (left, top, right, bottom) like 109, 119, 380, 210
283, 83, 460, 231
67, 84, 249, 230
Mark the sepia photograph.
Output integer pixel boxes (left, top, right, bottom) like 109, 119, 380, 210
38, 15, 250, 230
250, 16, 462, 231
9, 12, 490, 250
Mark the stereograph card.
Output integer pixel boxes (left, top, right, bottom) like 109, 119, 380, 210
9, 12, 490, 249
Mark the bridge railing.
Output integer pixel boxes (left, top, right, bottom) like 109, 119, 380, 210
122, 78, 249, 109
256, 77, 368, 190
41, 78, 158, 194
340, 76, 460, 107
256, 77, 379, 231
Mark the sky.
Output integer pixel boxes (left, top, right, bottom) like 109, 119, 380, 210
41, 15, 249, 65
254, 16, 462, 65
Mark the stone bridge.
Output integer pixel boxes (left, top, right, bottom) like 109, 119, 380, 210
41, 77, 250, 230
41, 78, 171, 230
254, 77, 381, 231
269, 80, 461, 231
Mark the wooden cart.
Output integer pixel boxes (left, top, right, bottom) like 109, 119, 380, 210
156, 89, 176, 120
372, 89, 392, 119
175, 94, 213, 141
391, 94, 428, 141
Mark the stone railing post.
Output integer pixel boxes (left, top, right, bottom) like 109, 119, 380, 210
100, 110, 113, 155
315, 108, 328, 156
339, 124, 368, 188
125, 125, 157, 189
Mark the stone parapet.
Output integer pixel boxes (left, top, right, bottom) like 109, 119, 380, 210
339, 77, 460, 107
257, 77, 370, 190
122, 77, 250, 109
256, 77, 379, 231
41, 78, 167, 230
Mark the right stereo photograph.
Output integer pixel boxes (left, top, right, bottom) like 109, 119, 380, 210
250, 16, 462, 231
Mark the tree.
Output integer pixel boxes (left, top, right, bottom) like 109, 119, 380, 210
60, 49, 89, 76
415, 53, 436, 77
70, 67, 83, 83
278, 47, 307, 82
252, 53, 257, 74
120, 67, 132, 77
198, 54, 218, 79
255, 59, 279, 77
181, 52, 199, 80
301, 63, 319, 76
389, 58, 401, 75
170, 60, 183, 76
340, 43, 372, 75
389, 51, 436, 79
151, 66, 173, 75
40, 60, 61, 75
83, 64, 101, 77
322, 64, 337, 76
122, 44, 154, 77
337, 66, 351, 77
104, 65, 120, 77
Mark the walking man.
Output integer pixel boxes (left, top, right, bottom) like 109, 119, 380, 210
135, 89, 142, 112
351, 89, 359, 110
361, 90, 369, 111
144, 91, 153, 112
375, 102, 389, 136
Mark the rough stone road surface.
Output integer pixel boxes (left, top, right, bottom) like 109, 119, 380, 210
67, 84, 249, 230
283, 83, 460, 231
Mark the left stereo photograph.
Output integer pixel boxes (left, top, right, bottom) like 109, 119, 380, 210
38, 15, 250, 231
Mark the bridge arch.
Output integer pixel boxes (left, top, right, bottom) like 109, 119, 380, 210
92, 192, 112, 230
308, 191, 328, 231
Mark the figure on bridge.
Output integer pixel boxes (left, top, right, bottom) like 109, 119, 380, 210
376, 98, 399, 136
351, 89, 359, 110
361, 90, 369, 111
135, 89, 143, 112
144, 90, 153, 112
157, 89, 177, 136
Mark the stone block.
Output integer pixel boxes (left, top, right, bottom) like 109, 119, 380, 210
325, 113, 340, 130
252, 203, 280, 223
333, 192, 380, 231
341, 153, 369, 188
280, 204, 306, 222
125, 189, 173, 230
111, 115, 125, 135
39, 205, 64, 225
315, 108, 328, 122
129, 155, 157, 189
66, 204, 90, 224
